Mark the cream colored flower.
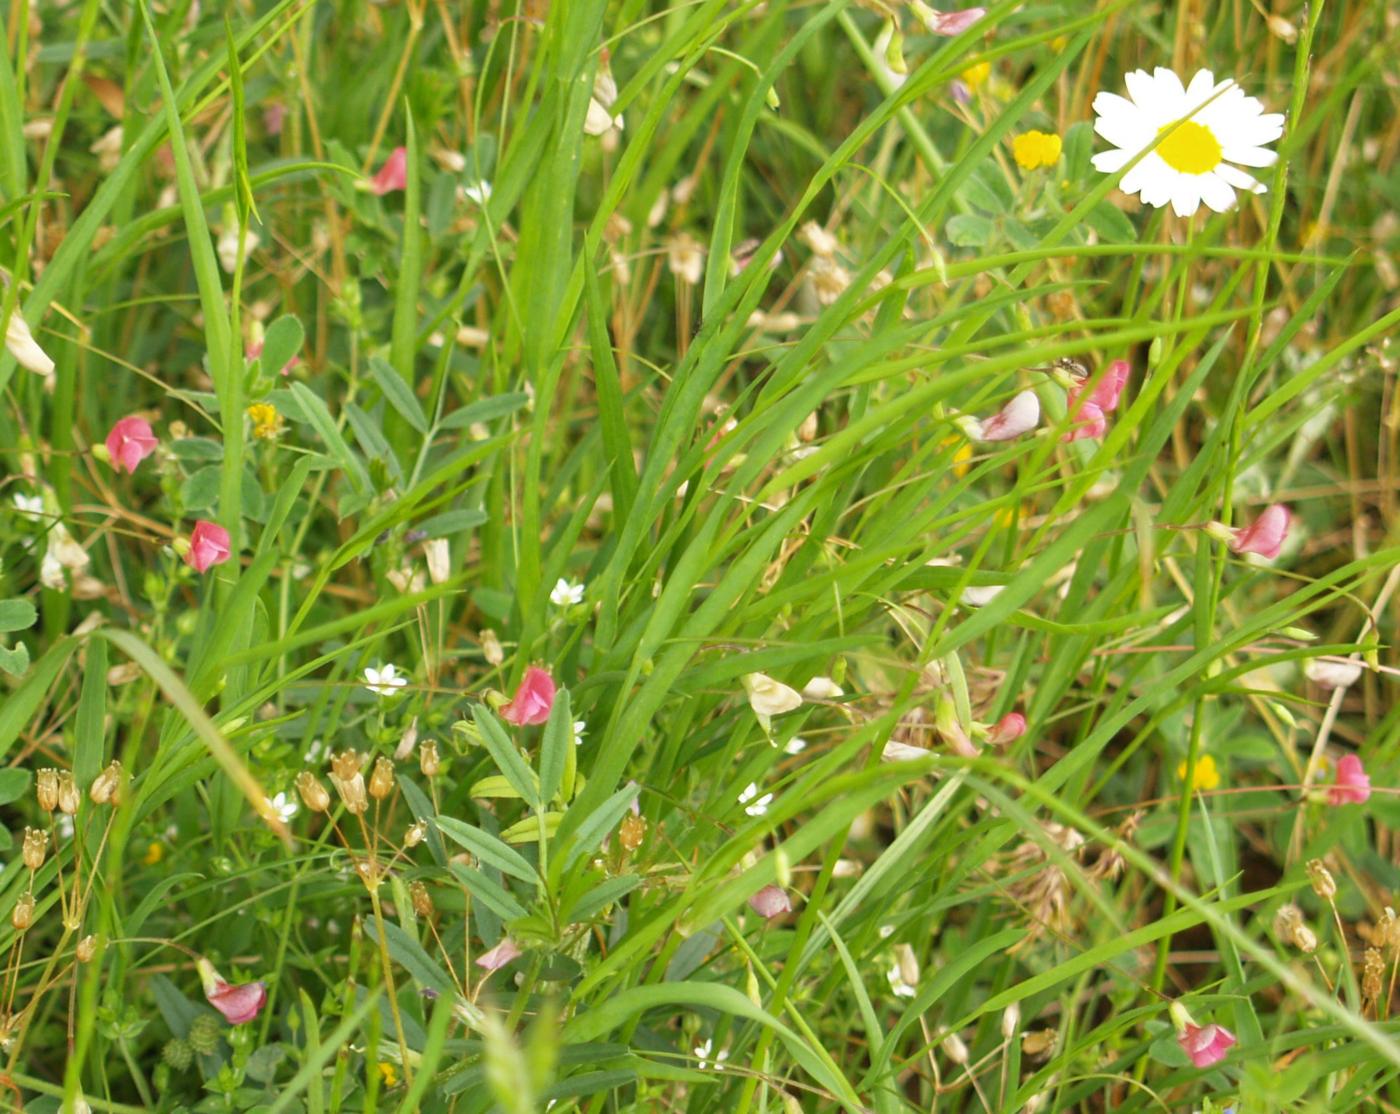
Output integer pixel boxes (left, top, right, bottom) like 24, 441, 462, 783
743, 672, 803, 717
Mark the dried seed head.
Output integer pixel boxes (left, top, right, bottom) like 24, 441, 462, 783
481, 629, 504, 666
21, 828, 46, 872
1380, 907, 1400, 949
76, 934, 97, 963
393, 717, 419, 761
36, 768, 59, 812
368, 756, 396, 801
1364, 947, 1386, 1003
331, 750, 362, 780
404, 820, 427, 848
295, 771, 331, 813
619, 813, 646, 852
1307, 859, 1337, 901
11, 892, 34, 932
410, 881, 433, 917
1293, 922, 1319, 955
57, 772, 80, 815
895, 943, 920, 989
89, 759, 122, 805
328, 752, 367, 814
419, 741, 440, 779
1022, 1029, 1057, 1058
1001, 1002, 1021, 1040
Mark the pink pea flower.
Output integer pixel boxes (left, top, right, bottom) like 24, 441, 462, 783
976, 390, 1041, 442
1177, 1022, 1237, 1068
196, 958, 267, 1025
476, 937, 522, 971
748, 885, 792, 921
988, 712, 1026, 746
185, 520, 232, 574
105, 415, 159, 474
921, 6, 986, 34
501, 665, 556, 726
370, 146, 408, 195
1328, 754, 1371, 806
1061, 400, 1107, 442
1230, 504, 1290, 560
1061, 361, 1128, 443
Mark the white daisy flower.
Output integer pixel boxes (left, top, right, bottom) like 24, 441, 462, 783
363, 663, 408, 697
550, 578, 585, 607
1091, 67, 1284, 217
739, 782, 773, 817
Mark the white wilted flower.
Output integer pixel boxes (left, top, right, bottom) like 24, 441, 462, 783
798, 220, 839, 258
743, 672, 804, 719
666, 233, 704, 285
13, 492, 43, 519
39, 549, 66, 591
584, 68, 624, 137
887, 958, 917, 998
5, 307, 55, 381
423, 538, 451, 585
784, 736, 808, 756
1304, 658, 1364, 691
801, 676, 844, 700
739, 782, 773, 817
964, 389, 1041, 442
216, 222, 259, 274
961, 584, 1004, 607
363, 663, 408, 697
550, 578, 585, 606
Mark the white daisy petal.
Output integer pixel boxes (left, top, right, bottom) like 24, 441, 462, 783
1152, 67, 1187, 103
1090, 149, 1133, 174
1198, 173, 1237, 213
1222, 145, 1278, 168
1119, 153, 1166, 197
1170, 178, 1203, 217
1215, 163, 1264, 193
1184, 69, 1219, 106
1094, 108, 1153, 152
1122, 70, 1157, 110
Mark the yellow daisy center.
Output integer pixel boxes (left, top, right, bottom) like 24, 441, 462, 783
1156, 120, 1222, 175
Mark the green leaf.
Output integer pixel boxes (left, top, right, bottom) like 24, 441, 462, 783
1085, 199, 1138, 244
259, 314, 303, 378
561, 782, 639, 872
74, 637, 107, 788
370, 354, 428, 435
435, 816, 540, 884
438, 393, 529, 430
416, 509, 488, 538
473, 704, 541, 810
0, 599, 37, 633
945, 213, 994, 247
538, 688, 572, 806
364, 919, 455, 997
0, 637, 77, 762
448, 862, 528, 921
568, 875, 641, 924
0, 643, 29, 677
180, 465, 221, 511
290, 382, 370, 493
0, 768, 32, 806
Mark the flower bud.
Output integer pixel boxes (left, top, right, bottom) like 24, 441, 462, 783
21, 828, 46, 872
368, 756, 395, 801
36, 768, 59, 812
296, 770, 331, 813
941, 1031, 968, 1065
393, 717, 419, 762
419, 741, 440, 779
894, 943, 920, 989
57, 772, 80, 815
11, 892, 34, 932
1002, 1002, 1021, 1040
89, 759, 122, 805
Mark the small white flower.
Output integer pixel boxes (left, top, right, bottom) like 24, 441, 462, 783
304, 739, 326, 764
742, 672, 804, 718
887, 960, 917, 999
801, 676, 844, 700
550, 578, 586, 607
216, 224, 259, 274
462, 180, 493, 205
739, 782, 773, 817
39, 549, 66, 591
363, 663, 408, 697
1091, 67, 1284, 217
269, 792, 298, 823
13, 493, 43, 518
784, 736, 808, 756
1304, 658, 1364, 691
572, 719, 587, 746
694, 1038, 729, 1071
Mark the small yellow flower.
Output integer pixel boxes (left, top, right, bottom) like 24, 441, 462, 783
961, 61, 991, 91
942, 436, 973, 478
142, 841, 164, 866
1176, 753, 1220, 792
247, 402, 283, 440
377, 1061, 398, 1087
1012, 131, 1062, 171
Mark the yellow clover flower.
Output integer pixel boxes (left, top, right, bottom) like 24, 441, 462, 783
1176, 753, 1220, 792
1012, 130, 1062, 171
247, 402, 284, 440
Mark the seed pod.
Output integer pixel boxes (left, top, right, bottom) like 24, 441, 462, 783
89, 760, 122, 805
419, 741, 440, 779
76, 935, 98, 963
11, 892, 34, 932
36, 768, 59, 812
1364, 947, 1385, 1002
57, 772, 80, 815
21, 828, 46, 872
480, 629, 504, 666
404, 820, 427, 848
296, 771, 331, 812
368, 756, 395, 801
329, 751, 367, 814
1307, 859, 1337, 901
410, 881, 433, 917
618, 813, 646, 852
1002, 1002, 1021, 1040
941, 1031, 969, 1065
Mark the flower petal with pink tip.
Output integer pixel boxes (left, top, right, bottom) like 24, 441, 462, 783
1061, 400, 1107, 442
1177, 1022, 1236, 1068
502, 666, 556, 726
1230, 504, 1290, 559
926, 7, 985, 34
988, 712, 1026, 746
978, 390, 1040, 442
196, 958, 267, 1024
476, 938, 522, 971
105, 416, 159, 474
748, 885, 792, 920
370, 146, 408, 195
185, 520, 232, 573
1328, 754, 1371, 806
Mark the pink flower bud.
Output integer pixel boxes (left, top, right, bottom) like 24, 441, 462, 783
196, 957, 267, 1025
370, 146, 408, 195
501, 665, 556, 726
748, 884, 792, 921
988, 712, 1026, 746
926, 7, 985, 34
1328, 754, 1371, 806
476, 937, 522, 971
978, 390, 1040, 442
185, 520, 232, 573
1229, 504, 1290, 559
1176, 1021, 1236, 1068
105, 416, 159, 474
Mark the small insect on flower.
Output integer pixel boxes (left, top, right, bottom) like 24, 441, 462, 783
1012, 131, 1062, 170
1091, 67, 1284, 217
501, 666, 556, 726
196, 958, 268, 1025
550, 578, 585, 607
370, 146, 408, 195
476, 937, 522, 971
105, 416, 159, 474
363, 663, 408, 697
184, 520, 232, 574
247, 402, 284, 440
1328, 754, 1371, 806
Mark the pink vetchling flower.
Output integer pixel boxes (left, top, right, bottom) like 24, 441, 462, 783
1177, 1022, 1237, 1068
988, 712, 1027, 746
196, 958, 267, 1025
748, 885, 792, 921
105, 416, 159, 474
185, 520, 232, 573
370, 146, 408, 195
1062, 361, 1129, 442
247, 338, 301, 377
1230, 504, 1290, 559
1328, 754, 1371, 806
501, 665, 556, 726
923, 6, 985, 34
476, 937, 522, 971
977, 390, 1041, 442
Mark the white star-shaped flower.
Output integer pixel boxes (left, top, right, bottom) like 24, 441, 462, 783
363, 663, 408, 697
739, 782, 773, 817
550, 578, 585, 607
